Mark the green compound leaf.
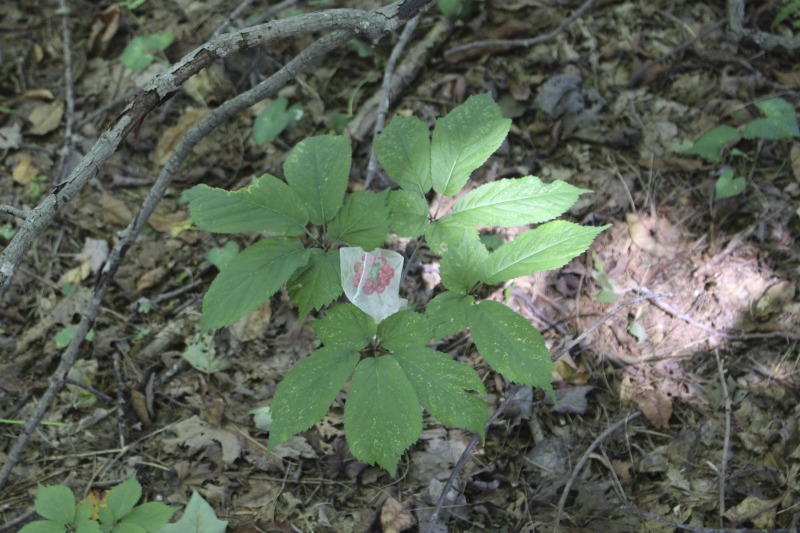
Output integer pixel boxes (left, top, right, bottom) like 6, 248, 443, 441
106, 476, 141, 521
439, 227, 488, 293
469, 300, 554, 396
74, 502, 101, 533
288, 249, 342, 318
284, 135, 351, 225
387, 189, 429, 238
430, 93, 511, 196
201, 238, 309, 330
447, 176, 590, 227
310, 303, 376, 349
744, 97, 800, 140
268, 346, 360, 449
377, 310, 432, 350
184, 174, 308, 236
482, 221, 608, 285
158, 491, 226, 533
425, 291, 474, 341
344, 356, 422, 476
327, 190, 389, 249
34, 484, 75, 525
119, 502, 176, 532
252, 97, 303, 145
120, 32, 173, 71
19, 521, 67, 533
714, 168, 746, 200
425, 216, 473, 254
393, 347, 488, 437
374, 115, 432, 195
672, 125, 741, 163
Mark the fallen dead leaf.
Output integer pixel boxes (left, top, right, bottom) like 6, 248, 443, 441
154, 108, 210, 166
24, 89, 54, 100
102, 191, 133, 226
0, 123, 22, 149
626, 212, 675, 258
790, 142, 800, 182
89, 4, 120, 56
162, 415, 243, 466
230, 300, 272, 342
380, 497, 416, 533
632, 389, 672, 429
57, 261, 91, 286
27, 100, 64, 135
12, 154, 38, 185
76, 238, 109, 274
724, 495, 781, 528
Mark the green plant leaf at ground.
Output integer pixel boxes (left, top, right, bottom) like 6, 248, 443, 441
482, 221, 609, 284
268, 346, 361, 449
425, 291, 474, 341
376, 310, 432, 349
158, 491, 226, 533
252, 97, 303, 145
374, 115, 432, 194
119, 502, 175, 532
34, 484, 75, 525
200, 238, 309, 330
446, 176, 590, 227
469, 300, 554, 397
439, 227, 489, 293
344, 356, 422, 476
387, 189, 429, 238
283, 135, 351, 225
672, 124, 741, 162
287, 249, 342, 318
743, 97, 800, 140
309, 303, 376, 349
326, 190, 390, 249
184, 174, 308, 236
120, 32, 172, 71
430, 93, 512, 195
105, 476, 141, 523
393, 347, 488, 436
714, 168, 747, 200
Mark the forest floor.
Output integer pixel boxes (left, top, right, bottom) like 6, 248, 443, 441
1, 0, 799, 532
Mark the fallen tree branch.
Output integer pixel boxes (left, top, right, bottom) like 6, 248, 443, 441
0, 1, 424, 293
0, 0, 433, 492
726, 0, 800, 52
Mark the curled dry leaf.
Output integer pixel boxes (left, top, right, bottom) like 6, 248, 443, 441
380, 497, 416, 533
89, 4, 120, 56
27, 100, 64, 135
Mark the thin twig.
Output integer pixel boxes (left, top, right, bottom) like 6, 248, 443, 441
112, 350, 127, 449
56, 0, 75, 184
364, 13, 421, 188
626, 21, 725, 88
714, 349, 731, 525
640, 287, 800, 341
64, 377, 113, 403
425, 387, 526, 532
444, 0, 595, 61
553, 293, 673, 360
553, 411, 641, 532
726, 0, 800, 51
0, 205, 28, 220
211, 0, 256, 39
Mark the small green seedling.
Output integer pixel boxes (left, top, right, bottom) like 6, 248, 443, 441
252, 98, 304, 145
27, 174, 48, 201
20, 476, 174, 533
185, 93, 607, 474
120, 32, 173, 71
773, 0, 800, 30
673, 97, 800, 200
54, 326, 94, 349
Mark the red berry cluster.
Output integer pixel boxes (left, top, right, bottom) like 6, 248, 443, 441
353, 254, 395, 295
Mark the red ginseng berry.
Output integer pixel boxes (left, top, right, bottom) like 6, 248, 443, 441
375, 283, 386, 294
362, 279, 375, 295
377, 271, 391, 287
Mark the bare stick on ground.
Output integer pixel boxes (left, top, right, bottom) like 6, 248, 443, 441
553, 411, 641, 532
56, 0, 76, 184
443, 0, 595, 62
364, 12, 422, 189
714, 348, 732, 525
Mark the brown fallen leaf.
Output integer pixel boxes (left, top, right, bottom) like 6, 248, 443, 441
102, 191, 133, 226
632, 389, 672, 429
380, 497, 416, 533
89, 4, 120, 56
625, 212, 675, 258
24, 89, 54, 101
27, 100, 64, 135
790, 142, 800, 182
12, 154, 38, 185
